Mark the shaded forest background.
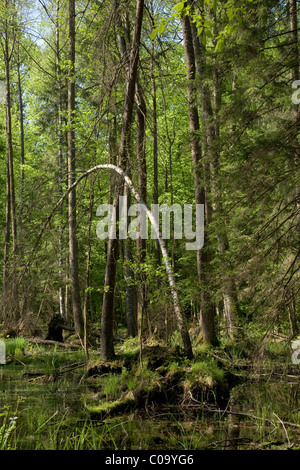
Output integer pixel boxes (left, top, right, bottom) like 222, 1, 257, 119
0, 0, 299, 361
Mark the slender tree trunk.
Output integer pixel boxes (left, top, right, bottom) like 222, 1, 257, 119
213, 14, 240, 338
16, 38, 27, 320
289, 0, 300, 238
3, 152, 11, 307
4, 9, 17, 257
160, 79, 176, 268
150, 34, 160, 265
2, 6, 19, 323
136, 83, 147, 220
180, 9, 217, 345
180, 12, 202, 269
33, 159, 194, 359
108, 114, 118, 204
123, 182, 138, 337
2, 23, 11, 303
56, 0, 66, 322
100, 0, 145, 361
100, 200, 119, 360
136, 81, 149, 337
150, 0, 160, 263
67, 0, 84, 336
289, 0, 299, 336
16, 41, 24, 193
83, 177, 96, 359
114, 0, 140, 339
190, 8, 239, 341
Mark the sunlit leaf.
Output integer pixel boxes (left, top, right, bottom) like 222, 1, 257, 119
150, 28, 158, 41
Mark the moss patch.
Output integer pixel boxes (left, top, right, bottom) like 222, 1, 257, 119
84, 343, 232, 419
87, 397, 136, 418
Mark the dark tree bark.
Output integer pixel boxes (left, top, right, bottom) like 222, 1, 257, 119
180, 8, 217, 345
160, 74, 176, 268
83, 176, 96, 359
288, 0, 299, 336
191, 16, 238, 340
114, 0, 141, 340
16, 37, 27, 320
150, 29, 160, 265
289, 0, 300, 239
135, 81, 149, 337
100, 0, 145, 361
180, 11, 202, 262
16, 41, 24, 192
56, 0, 66, 322
4, 14, 17, 258
67, 0, 84, 336
123, 182, 138, 337
2, 0, 19, 323
3, 140, 11, 307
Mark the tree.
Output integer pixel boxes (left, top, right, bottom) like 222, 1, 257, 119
288, 0, 299, 336
1, 0, 19, 323
100, 0, 146, 361
180, 5, 217, 345
0, 0, 298, 363
56, 0, 66, 322
67, 0, 84, 336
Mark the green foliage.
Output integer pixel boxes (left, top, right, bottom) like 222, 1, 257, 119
118, 336, 140, 359
0, 0, 299, 374
187, 359, 225, 383
61, 420, 119, 450
0, 408, 18, 450
135, 367, 161, 393
151, 0, 254, 53
101, 374, 124, 401
5, 337, 28, 358
168, 330, 183, 348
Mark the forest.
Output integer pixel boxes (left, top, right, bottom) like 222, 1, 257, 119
0, 0, 300, 452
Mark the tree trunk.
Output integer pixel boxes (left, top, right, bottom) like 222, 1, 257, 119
100, 0, 145, 361
56, 0, 66, 322
136, 81, 149, 338
123, 182, 138, 337
114, 0, 141, 339
33, 161, 194, 360
288, 0, 299, 336
160, 78, 176, 268
67, 0, 84, 336
16, 38, 27, 320
83, 176, 96, 359
103, 165, 194, 359
191, 7, 239, 341
17, 41, 24, 193
4, 16, 17, 257
2, 147, 11, 307
150, 31, 161, 265
289, 0, 300, 239
2, 4, 19, 323
180, 8, 217, 345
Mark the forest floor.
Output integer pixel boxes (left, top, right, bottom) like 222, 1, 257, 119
1, 326, 300, 450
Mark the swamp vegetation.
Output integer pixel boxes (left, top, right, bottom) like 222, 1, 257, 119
0, 0, 300, 452
1, 330, 300, 450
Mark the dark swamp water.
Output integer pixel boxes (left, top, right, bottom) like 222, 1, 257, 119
1, 356, 300, 450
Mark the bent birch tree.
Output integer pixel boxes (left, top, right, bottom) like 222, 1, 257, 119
31, 163, 194, 360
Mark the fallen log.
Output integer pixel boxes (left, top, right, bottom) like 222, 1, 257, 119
28, 337, 81, 349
